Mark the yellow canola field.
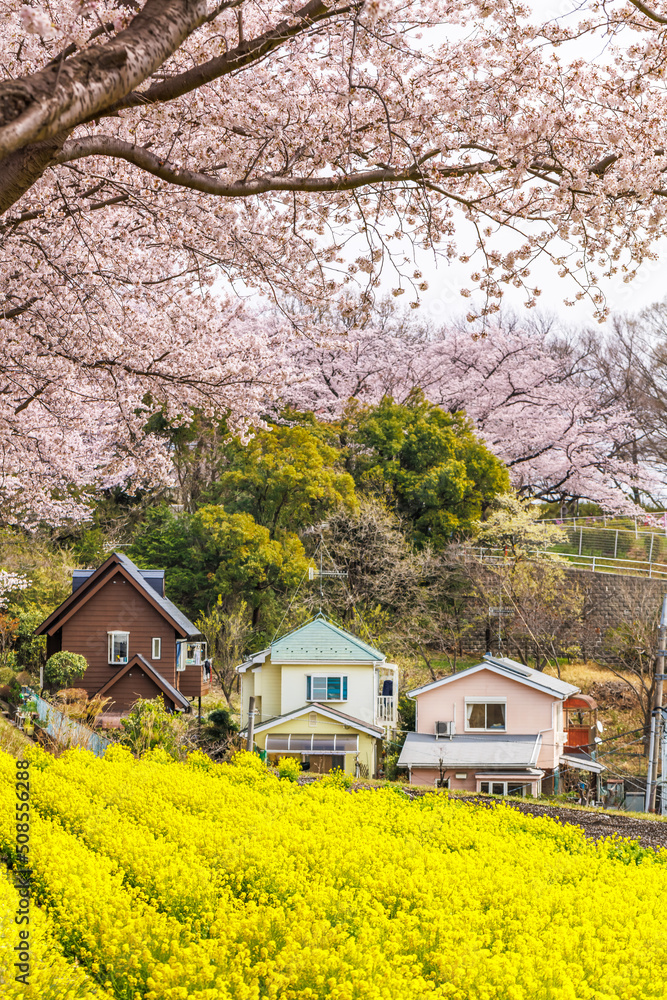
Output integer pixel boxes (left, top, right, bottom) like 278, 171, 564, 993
1, 745, 667, 1000
0, 859, 112, 1000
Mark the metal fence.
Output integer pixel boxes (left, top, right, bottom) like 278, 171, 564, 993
551, 525, 667, 577
472, 544, 667, 580
542, 512, 667, 534
32, 691, 111, 757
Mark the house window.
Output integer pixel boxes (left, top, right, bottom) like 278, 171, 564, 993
479, 781, 526, 797
465, 700, 506, 731
108, 632, 129, 664
176, 641, 207, 672
152, 638, 161, 660
435, 777, 450, 789
306, 675, 348, 702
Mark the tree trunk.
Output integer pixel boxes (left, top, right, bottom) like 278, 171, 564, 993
0, 131, 73, 213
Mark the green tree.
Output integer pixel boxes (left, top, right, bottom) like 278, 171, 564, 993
44, 651, 88, 691
211, 423, 357, 537
129, 504, 310, 633
338, 393, 509, 548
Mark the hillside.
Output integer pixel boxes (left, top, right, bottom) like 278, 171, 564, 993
2, 746, 667, 1000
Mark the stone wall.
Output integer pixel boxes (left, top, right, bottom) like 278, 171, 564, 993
460, 567, 665, 661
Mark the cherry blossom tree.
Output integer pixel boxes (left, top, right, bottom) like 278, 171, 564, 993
282, 306, 656, 510
2, 0, 667, 520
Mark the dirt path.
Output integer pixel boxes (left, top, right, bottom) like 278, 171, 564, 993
455, 794, 667, 850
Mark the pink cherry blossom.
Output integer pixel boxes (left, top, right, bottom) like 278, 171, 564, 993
0, 1, 666, 522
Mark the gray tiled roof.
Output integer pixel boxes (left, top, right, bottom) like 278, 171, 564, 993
481, 655, 578, 698
398, 732, 542, 770
408, 654, 578, 700
115, 553, 200, 638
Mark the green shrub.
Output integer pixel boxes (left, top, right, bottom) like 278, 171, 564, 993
277, 756, 302, 782
0, 666, 15, 685
320, 767, 354, 789
384, 752, 400, 781
44, 651, 87, 690
205, 707, 239, 740
120, 698, 187, 759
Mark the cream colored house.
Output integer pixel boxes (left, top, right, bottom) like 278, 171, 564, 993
237, 615, 398, 777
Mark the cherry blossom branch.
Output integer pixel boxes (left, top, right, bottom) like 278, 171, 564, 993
0, 0, 214, 159
627, 0, 667, 25
106, 0, 359, 116
56, 136, 441, 195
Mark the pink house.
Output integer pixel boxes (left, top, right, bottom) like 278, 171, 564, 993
398, 654, 582, 796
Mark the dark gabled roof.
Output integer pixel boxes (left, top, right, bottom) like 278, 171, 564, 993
97, 653, 191, 712
73, 566, 165, 596
35, 552, 200, 639
114, 553, 200, 638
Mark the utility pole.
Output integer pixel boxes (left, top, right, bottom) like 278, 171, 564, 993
246, 695, 255, 752
645, 596, 667, 812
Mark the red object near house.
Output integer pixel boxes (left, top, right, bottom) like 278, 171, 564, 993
35, 552, 210, 723
563, 694, 598, 752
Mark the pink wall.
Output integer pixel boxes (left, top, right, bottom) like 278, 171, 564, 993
415, 668, 566, 770
409, 769, 542, 795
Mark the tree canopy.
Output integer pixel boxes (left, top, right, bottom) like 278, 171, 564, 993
128, 504, 309, 629
342, 393, 510, 547
210, 424, 357, 537
2, 1, 667, 520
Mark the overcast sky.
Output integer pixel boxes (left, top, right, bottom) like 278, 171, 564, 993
389, 0, 667, 331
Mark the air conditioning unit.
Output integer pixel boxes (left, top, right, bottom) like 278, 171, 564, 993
435, 720, 455, 738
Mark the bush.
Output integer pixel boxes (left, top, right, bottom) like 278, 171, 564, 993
53, 688, 112, 725
0, 666, 15, 686
44, 651, 87, 691
277, 756, 302, 782
120, 698, 188, 759
205, 707, 239, 740
320, 767, 354, 789
384, 752, 400, 781
220, 749, 275, 784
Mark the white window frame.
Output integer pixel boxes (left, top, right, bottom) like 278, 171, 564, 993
464, 697, 507, 732
151, 637, 161, 660
478, 780, 528, 797
306, 674, 348, 703
108, 631, 129, 665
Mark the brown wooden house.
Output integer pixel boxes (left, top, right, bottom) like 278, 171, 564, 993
35, 552, 210, 724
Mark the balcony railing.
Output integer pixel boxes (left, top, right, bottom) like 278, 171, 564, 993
375, 695, 396, 727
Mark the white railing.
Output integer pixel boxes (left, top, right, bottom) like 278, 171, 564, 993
375, 695, 396, 727
540, 512, 667, 532
470, 546, 667, 581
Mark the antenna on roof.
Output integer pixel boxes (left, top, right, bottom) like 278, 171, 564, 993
306, 529, 347, 612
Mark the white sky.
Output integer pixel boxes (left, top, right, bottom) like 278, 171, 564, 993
386, 0, 667, 329
404, 227, 667, 330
